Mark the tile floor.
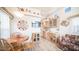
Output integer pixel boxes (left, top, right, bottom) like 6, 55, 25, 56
28, 38, 61, 51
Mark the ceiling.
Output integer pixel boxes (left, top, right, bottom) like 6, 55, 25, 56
4, 7, 60, 18
32, 7, 60, 17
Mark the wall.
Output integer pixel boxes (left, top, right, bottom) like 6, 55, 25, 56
48, 7, 79, 36
10, 8, 41, 42
59, 7, 79, 35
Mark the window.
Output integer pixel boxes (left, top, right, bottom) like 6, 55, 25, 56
0, 11, 10, 39
70, 17, 79, 35
32, 21, 41, 28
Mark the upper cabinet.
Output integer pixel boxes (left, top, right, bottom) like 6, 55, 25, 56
41, 18, 51, 29
41, 15, 59, 29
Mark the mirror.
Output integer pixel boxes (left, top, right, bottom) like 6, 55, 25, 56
61, 20, 70, 27
17, 20, 28, 31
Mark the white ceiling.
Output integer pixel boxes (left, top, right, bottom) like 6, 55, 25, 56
32, 7, 60, 17
5, 7, 60, 18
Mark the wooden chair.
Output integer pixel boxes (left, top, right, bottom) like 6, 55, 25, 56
0, 39, 14, 51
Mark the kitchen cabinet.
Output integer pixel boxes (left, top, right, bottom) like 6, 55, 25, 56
42, 30, 57, 43
41, 20, 50, 28
41, 17, 58, 29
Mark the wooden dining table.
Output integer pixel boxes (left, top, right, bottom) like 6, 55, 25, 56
7, 36, 35, 51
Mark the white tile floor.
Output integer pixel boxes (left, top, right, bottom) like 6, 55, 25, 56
30, 38, 61, 51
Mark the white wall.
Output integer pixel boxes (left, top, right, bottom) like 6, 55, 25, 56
11, 16, 41, 42
59, 8, 79, 36
48, 7, 79, 36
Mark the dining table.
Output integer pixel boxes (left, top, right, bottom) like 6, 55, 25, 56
7, 36, 35, 51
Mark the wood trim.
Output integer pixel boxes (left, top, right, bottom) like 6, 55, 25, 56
0, 7, 14, 19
